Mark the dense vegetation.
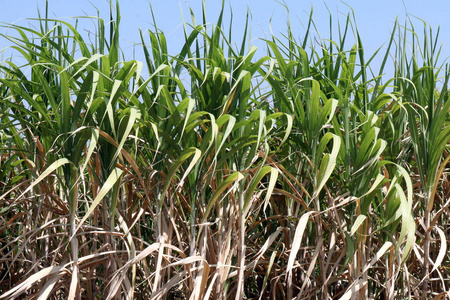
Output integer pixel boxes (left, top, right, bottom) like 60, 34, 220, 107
0, 1, 449, 299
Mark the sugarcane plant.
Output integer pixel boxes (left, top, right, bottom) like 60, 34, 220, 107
0, 1, 449, 299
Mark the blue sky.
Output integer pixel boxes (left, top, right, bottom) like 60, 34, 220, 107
0, 0, 449, 78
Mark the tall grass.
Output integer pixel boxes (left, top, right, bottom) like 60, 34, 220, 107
0, 2, 449, 299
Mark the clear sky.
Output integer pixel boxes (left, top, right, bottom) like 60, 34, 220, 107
1, 0, 449, 78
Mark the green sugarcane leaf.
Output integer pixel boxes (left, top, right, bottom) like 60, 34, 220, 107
76, 167, 123, 234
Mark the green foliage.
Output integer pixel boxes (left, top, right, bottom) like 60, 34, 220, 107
0, 1, 449, 299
